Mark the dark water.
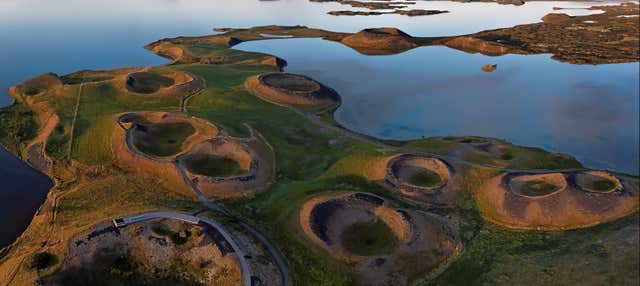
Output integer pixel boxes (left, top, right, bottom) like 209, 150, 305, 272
0, 147, 52, 247
236, 38, 640, 174
0, 0, 633, 247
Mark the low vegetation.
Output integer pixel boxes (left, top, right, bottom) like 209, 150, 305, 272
589, 179, 616, 192
520, 180, 559, 196
0, 13, 637, 285
0, 103, 38, 155
341, 220, 399, 256
132, 122, 195, 157
183, 155, 244, 177
408, 170, 442, 188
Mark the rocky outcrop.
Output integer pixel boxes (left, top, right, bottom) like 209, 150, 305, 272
444, 36, 511, 56
541, 13, 573, 23
481, 64, 497, 72
341, 28, 419, 55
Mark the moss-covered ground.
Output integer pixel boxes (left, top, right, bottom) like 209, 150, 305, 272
183, 155, 244, 177
408, 170, 443, 188
341, 220, 399, 256
132, 122, 195, 157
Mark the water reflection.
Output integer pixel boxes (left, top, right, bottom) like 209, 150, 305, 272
0, 0, 615, 107
0, 0, 635, 246
0, 147, 52, 247
235, 38, 640, 174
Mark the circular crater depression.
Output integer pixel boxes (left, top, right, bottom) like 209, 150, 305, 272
507, 173, 567, 198
126, 72, 175, 94
46, 218, 242, 285
575, 171, 623, 193
301, 192, 411, 259
181, 138, 252, 178
299, 192, 459, 285
387, 155, 451, 192
476, 171, 638, 230
130, 121, 195, 158
177, 136, 273, 198
254, 73, 341, 110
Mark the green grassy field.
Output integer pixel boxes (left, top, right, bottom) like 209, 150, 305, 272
0, 34, 636, 286
71, 81, 179, 164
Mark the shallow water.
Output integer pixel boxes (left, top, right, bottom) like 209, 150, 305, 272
0, 0, 636, 247
235, 38, 640, 174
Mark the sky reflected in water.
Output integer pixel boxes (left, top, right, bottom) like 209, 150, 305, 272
0, 0, 637, 247
0, 0, 617, 107
236, 38, 639, 174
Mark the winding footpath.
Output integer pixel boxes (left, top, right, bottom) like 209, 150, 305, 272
114, 76, 292, 285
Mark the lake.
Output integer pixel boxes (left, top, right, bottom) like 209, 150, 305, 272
0, 147, 52, 247
235, 38, 640, 174
0, 0, 636, 247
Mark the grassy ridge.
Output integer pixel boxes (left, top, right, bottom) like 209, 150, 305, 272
0, 103, 38, 155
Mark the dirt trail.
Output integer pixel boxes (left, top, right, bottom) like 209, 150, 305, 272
67, 82, 84, 159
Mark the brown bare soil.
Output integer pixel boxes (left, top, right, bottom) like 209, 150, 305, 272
44, 219, 242, 286
299, 192, 460, 285
379, 154, 464, 206
475, 171, 639, 230
246, 73, 341, 112
177, 134, 275, 199
22, 105, 59, 174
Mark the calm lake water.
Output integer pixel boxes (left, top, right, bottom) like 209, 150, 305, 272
0, 0, 636, 247
0, 147, 52, 247
236, 39, 640, 174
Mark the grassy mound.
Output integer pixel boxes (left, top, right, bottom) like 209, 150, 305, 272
408, 169, 443, 188
132, 122, 195, 157
126, 72, 175, 94
183, 155, 245, 177
341, 219, 399, 256
519, 180, 560, 197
